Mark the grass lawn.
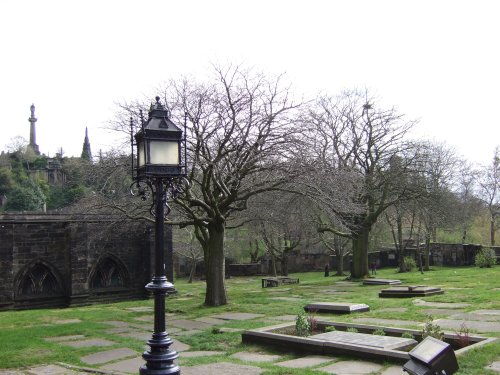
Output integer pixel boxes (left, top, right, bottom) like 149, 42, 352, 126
0, 265, 499, 374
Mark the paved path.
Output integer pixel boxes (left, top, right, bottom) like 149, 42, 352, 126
2, 309, 499, 374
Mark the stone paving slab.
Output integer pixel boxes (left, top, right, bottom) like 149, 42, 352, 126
433, 318, 500, 332
171, 338, 191, 352
378, 308, 408, 313
0, 371, 24, 375
62, 339, 115, 348
194, 317, 228, 325
118, 331, 153, 341
181, 362, 263, 375
485, 360, 500, 372
352, 317, 420, 327
168, 319, 212, 330
44, 335, 86, 342
449, 312, 500, 321
230, 351, 281, 362
210, 312, 264, 321
180, 351, 225, 358
104, 327, 130, 334
472, 309, 500, 316
318, 360, 383, 374
25, 364, 81, 374
275, 355, 335, 368
412, 299, 470, 308
420, 308, 463, 316
380, 366, 406, 375
80, 348, 138, 365
100, 357, 144, 373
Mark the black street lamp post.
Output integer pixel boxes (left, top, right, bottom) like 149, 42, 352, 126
131, 96, 186, 375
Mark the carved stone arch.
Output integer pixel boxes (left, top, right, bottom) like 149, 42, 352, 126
14, 260, 64, 298
89, 254, 130, 290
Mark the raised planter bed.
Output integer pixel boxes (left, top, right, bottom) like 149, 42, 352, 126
242, 321, 496, 363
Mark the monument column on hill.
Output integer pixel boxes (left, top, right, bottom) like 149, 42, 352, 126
28, 104, 40, 155
81, 127, 92, 161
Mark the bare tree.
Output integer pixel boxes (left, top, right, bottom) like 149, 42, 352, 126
306, 90, 417, 278
478, 147, 500, 245
174, 228, 204, 283
164, 66, 301, 306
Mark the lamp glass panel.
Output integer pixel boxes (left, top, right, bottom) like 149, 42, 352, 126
149, 140, 179, 165
138, 141, 145, 167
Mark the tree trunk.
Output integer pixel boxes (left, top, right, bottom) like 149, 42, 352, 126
336, 255, 344, 276
270, 254, 278, 277
281, 255, 288, 276
188, 260, 196, 283
491, 217, 496, 246
397, 216, 406, 273
203, 221, 227, 306
351, 225, 369, 278
424, 233, 431, 271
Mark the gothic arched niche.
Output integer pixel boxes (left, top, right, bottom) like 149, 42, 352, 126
17, 262, 62, 297
90, 256, 129, 289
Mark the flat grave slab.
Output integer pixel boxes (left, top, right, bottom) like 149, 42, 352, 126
80, 347, 137, 365
210, 312, 264, 321
472, 309, 500, 316
311, 331, 417, 350
173, 329, 203, 336
317, 360, 383, 374
380, 365, 407, 375
304, 302, 369, 314
181, 362, 263, 375
118, 331, 153, 341
363, 278, 402, 285
275, 355, 335, 368
379, 285, 443, 298
262, 277, 299, 288
125, 306, 153, 312
433, 318, 500, 333
267, 315, 297, 322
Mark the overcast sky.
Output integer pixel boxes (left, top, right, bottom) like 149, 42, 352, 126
1, 0, 499, 166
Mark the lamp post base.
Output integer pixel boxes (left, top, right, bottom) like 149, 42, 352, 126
140, 278, 179, 375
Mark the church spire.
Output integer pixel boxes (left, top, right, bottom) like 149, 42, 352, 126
81, 127, 92, 161
28, 104, 40, 155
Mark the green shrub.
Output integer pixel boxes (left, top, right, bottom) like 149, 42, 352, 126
325, 326, 336, 332
475, 248, 496, 268
372, 329, 386, 336
346, 327, 358, 333
404, 256, 417, 271
295, 312, 310, 337
421, 315, 444, 341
